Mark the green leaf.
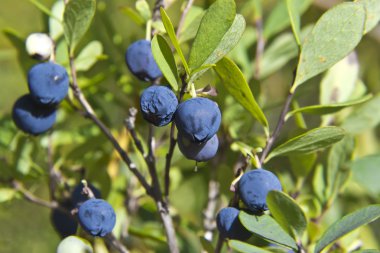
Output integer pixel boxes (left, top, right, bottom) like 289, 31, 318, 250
259, 25, 313, 79
151, 34, 179, 91
0, 188, 17, 203
135, 0, 151, 21
239, 211, 298, 250
75, 40, 103, 72
351, 155, 380, 196
289, 153, 316, 177
352, 250, 380, 253
214, 57, 268, 129
188, 0, 235, 70
178, 7, 205, 43
286, 94, 372, 119
356, 0, 380, 34
292, 2, 366, 92
63, 0, 96, 55
160, 7, 190, 75
120, 7, 145, 26
286, 0, 301, 46
266, 127, 345, 162
189, 14, 246, 82
267, 191, 307, 239
341, 95, 380, 134
13, 136, 36, 176
188, 0, 246, 75
49, 0, 65, 40
3, 28, 36, 75
315, 205, 380, 253
29, 0, 61, 21
199, 237, 214, 253
264, 0, 312, 39
229, 240, 272, 253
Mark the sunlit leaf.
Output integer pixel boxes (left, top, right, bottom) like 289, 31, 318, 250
63, 0, 96, 55
315, 205, 380, 253
266, 127, 345, 162
292, 2, 365, 92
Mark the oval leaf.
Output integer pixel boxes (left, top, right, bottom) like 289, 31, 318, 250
160, 7, 190, 75
315, 205, 380, 253
188, 0, 235, 70
267, 191, 307, 239
286, 94, 372, 119
63, 0, 96, 55
266, 127, 345, 162
357, 0, 380, 34
341, 95, 380, 134
286, 0, 301, 46
151, 34, 179, 91
351, 155, 380, 196
292, 2, 365, 92
214, 57, 268, 129
239, 211, 298, 250
229, 240, 272, 253
75, 40, 103, 72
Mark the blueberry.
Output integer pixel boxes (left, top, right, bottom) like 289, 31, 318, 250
177, 133, 218, 162
12, 94, 57, 135
238, 168, 282, 213
71, 183, 102, 207
216, 207, 251, 241
51, 207, 78, 238
25, 33, 54, 61
140, 85, 178, 126
77, 199, 116, 237
174, 97, 221, 143
125, 40, 162, 81
28, 62, 69, 105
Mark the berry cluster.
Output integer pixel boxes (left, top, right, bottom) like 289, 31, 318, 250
216, 168, 282, 240
12, 33, 69, 135
125, 39, 221, 162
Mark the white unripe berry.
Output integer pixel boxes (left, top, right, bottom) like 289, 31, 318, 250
25, 33, 54, 60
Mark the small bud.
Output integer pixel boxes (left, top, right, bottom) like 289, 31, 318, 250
25, 33, 54, 60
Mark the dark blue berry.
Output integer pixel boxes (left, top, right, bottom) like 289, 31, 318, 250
28, 62, 69, 105
177, 133, 218, 162
12, 94, 57, 135
140, 85, 178, 126
216, 207, 251, 241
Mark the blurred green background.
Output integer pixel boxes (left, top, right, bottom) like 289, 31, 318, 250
1, 0, 380, 252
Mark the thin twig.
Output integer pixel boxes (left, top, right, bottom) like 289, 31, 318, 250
164, 75, 188, 199
12, 180, 65, 212
105, 234, 130, 253
151, 0, 165, 36
203, 180, 219, 241
125, 107, 145, 155
176, 0, 195, 37
259, 70, 297, 164
68, 56, 152, 196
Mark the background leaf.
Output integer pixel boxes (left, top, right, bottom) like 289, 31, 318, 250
75, 40, 103, 72
151, 34, 179, 91
266, 127, 346, 162
286, 0, 301, 46
63, 0, 96, 55
351, 155, 380, 196
239, 211, 298, 250
341, 95, 380, 134
292, 2, 365, 91
286, 94, 372, 118
267, 191, 307, 239
214, 57, 268, 129
315, 205, 380, 253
